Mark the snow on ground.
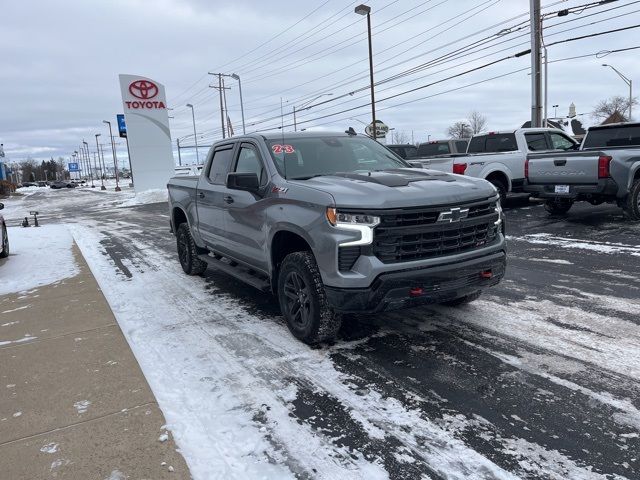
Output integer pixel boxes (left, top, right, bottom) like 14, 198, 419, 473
69, 222, 525, 480
118, 188, 168, 207
509, 233, 640, 256
0, 224, 79, 295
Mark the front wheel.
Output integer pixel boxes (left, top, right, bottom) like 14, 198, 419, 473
176, 223, 207, 276
544, 198, 573, 215
277, 251, 341, 345
489, 178, 507, 205
0, 225, 9, 258
623, 179, 640, 220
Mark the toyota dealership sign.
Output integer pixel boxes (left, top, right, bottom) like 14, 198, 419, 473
119, 74, 174, 193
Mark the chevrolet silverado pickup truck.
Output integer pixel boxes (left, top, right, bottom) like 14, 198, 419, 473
167, 131, 506, 344
412, 128, 579, 203
524, 122, 640, 218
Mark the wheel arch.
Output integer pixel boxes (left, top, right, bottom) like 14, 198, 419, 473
269, 228, 314, 292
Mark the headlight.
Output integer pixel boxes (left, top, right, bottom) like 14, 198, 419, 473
326, 208, 380, 246
494, 201, 503, 228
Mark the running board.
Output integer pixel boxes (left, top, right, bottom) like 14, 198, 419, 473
197, 254, 271, 292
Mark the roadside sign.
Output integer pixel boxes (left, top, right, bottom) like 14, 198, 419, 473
365, 120, 390, 138
117, 114, 127, 138
68, 163, 80, 172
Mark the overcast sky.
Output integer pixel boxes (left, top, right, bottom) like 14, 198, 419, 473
2, 0, 638, 166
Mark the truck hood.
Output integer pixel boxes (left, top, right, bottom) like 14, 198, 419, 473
290, 168, 496, 209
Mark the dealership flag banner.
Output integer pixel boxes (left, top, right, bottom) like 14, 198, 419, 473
119, 74, 174, 193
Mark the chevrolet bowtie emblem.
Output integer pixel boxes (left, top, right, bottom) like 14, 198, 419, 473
437, 207, 469, 222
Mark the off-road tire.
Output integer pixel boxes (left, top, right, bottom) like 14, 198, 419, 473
0, 225, 9, 258
441, 291, 481, 306
277, 251, 342, 345
623, 179, 640, 220
489, 178, 507, 206
176, 223, 207, 276
544, 198, 573, 215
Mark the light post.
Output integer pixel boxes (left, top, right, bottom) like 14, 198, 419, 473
95, 134, 106, 190
553, 104, 559, 119
602, 64, 633, 121
355, 4, 377, 141
294, 94, 333, 132
82, 140, 95, 188
103, 120, 121, 191
230, 74, 246, 134
186, 103, 199, 163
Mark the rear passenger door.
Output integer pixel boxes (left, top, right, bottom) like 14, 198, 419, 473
196, 143, 235, 251
220, 142, 270, 272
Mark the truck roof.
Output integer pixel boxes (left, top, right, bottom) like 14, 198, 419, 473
472, 127, 565, 136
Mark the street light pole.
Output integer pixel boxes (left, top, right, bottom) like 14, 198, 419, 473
95, 134, 106, 190
603, 64, 633, 121
231, 74, 246, 135
103, 120, 121, 191
186, 103, 200, 163
294, 93, 333, 132
82, 140, 95, 188
553, 104, 559, 119
355, 4, 377, 141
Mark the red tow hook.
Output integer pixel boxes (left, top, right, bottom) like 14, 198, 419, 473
409, 287, 424, 297
480, 270, 493, 279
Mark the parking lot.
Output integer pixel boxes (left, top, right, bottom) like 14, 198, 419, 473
3, 188, 637, 479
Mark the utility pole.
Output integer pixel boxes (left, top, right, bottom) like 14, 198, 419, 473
208, 72, 227, 139
82, 140, 95, 188
176, 138, 182, 166
103, 120, 121, 191
530, 0, 543, 127
95, 134, 106, 190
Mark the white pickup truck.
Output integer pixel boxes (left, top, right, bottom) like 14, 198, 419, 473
411, 128, 579, 202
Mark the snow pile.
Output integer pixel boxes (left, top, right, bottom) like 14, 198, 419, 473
118, 188, 168, 207
0, 224, 79, 295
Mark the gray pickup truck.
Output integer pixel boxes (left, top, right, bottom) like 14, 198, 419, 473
524, 122, 640, 218
167, 131, 506, 344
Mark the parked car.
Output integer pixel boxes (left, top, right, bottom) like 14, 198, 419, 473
0, 203, 8, 259
21, 182, 36, 187
387, 144, 418, 160
167, 131, 506, 344
524, 122, 640, 218
50, 180, 77, 189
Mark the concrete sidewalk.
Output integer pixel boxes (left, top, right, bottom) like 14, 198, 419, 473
0, 244, 191, 479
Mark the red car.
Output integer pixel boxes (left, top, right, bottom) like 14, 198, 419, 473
0, 203, 8, 259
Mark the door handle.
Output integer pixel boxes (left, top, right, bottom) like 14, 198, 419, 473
198, 192, 205, 199
554, 159, 567, 166
223, 195, 234, 204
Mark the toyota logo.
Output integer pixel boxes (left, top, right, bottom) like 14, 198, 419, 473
129, 80, 159, 100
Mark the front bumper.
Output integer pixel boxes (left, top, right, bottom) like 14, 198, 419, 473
324, 250, 506, 313
523, 178, 618, 198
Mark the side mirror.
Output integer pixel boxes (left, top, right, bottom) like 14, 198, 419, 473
226, 172, 259, 193
0, 203, 4, 210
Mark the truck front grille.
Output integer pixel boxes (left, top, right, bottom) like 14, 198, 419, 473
372, 201, 499, 264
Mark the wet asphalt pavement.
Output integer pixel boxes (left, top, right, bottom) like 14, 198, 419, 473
8, 189, 639, 479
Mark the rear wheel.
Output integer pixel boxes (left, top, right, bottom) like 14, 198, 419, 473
441, 291, 481, 306
176, 223, 207, 275
0, 225, 9, 258
544, 198, 573, 215
488, 178, 507, 205
277, 251, 341, 345
623, 179, 640, 220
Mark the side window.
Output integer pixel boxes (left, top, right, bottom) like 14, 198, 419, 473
525, 133, 549, 151
235, 145, 266, 185
207, 146, 234, 184
549, 133, 576, 150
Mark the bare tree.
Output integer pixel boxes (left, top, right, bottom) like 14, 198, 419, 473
467, 110, 487, 134
390, 130, 410, 144
592, 95, 638, 122
19, 158, 37, 182
447, 121, 472, 139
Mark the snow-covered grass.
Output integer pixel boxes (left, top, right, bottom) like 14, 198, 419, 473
0, 224, 79, 295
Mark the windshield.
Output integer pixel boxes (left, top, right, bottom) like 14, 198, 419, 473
583, 125, 640, 149
266, 136, 409, 180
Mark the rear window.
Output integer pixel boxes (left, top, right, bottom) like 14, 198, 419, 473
404, 146, 418, 159
524, 133, 548, 151
583, 125, 640, 149
417, 142, 450, 156
468, 134, 517, 153
455, 141, 468, 153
